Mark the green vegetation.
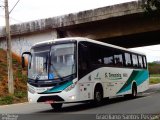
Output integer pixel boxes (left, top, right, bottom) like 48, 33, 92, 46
148, 62, 160, 74
150, 77, 160, 84
143, 0, 160, 12
148, 62, 160, 84
150, 74, 160, 77
0, 95, 13, 105
0, 49, 27, 105
14, 91, 27, 98
0, 91, 27, 105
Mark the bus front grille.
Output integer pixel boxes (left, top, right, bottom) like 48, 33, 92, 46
37, 95, 64, 102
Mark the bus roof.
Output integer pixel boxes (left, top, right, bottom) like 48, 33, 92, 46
33, 37, 146, 56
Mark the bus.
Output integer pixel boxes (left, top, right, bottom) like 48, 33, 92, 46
22, 37, 149, 110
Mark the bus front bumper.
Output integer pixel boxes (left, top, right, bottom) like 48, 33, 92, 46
28, 90, 77, 104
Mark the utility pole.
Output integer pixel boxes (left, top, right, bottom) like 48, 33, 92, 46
4, 0, 14, 94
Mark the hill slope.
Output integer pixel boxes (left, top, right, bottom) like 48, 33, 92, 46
0, 48, 27, 105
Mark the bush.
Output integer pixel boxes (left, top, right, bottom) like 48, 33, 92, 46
0, 95, 13, 105
148, 62, 160, 74
14, 91, 26, 98
150, 78, 160, 84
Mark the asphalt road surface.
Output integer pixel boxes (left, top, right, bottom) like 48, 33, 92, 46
0, 84, 160, 120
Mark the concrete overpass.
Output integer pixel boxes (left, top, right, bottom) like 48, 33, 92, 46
0, 0, 160, 56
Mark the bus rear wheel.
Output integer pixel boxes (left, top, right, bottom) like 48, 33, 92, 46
124, 83, 137, 99
50, 103, 63, 111
131, 85, 137, 98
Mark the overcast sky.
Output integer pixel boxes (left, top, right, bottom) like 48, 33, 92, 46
0, 0, 160, 62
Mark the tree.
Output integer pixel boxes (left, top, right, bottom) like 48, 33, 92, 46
143, 0, 160, 12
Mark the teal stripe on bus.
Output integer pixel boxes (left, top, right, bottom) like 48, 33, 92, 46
42, 81, 73, 94
117, 70, 149, 94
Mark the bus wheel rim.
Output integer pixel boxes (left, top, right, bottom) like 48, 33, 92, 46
96, 91, 101, 102
133, 89, 136, 97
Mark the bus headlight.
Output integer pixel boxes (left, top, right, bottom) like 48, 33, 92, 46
28, 86, 36, 94
65, 82, 77, 92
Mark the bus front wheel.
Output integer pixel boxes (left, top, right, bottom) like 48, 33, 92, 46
93, 84, 103, 105
50, 103, 63, 111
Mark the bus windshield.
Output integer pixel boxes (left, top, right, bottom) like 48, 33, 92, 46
49, 43, 76, 80
28, 43, 76, 80
28, 46, 50, 80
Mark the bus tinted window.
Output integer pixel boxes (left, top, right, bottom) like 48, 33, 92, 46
138, 55, 143, 68
78, 42, 90, 79
132, 54, 138, 67
104, 56, 114, 65
114, 54, 123, 66
89, 43, 116, 67
90, 44, 103, 65
102, 47, 115, 66
124, 53, 131, 67
143, 56, 147, 68
78, 41, 147, 70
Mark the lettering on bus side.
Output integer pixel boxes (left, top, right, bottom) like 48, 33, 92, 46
105, 73, 122, 80
123, 73, 128, 77
105, 72, 128, 80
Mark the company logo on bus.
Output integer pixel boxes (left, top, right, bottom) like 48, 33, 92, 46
105, 73, 122, 80
94, 73, 101, 80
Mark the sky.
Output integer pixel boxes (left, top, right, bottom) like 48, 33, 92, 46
0, 0, 160, 62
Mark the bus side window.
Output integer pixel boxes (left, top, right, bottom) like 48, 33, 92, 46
78, 42, 90, 79
124, 53, 132, 67
138, 55, 143, 68
132, 54, 138, 68
143, 56, 147, 69
114, 54, 123, 67
103, 47, 115, 66
90, 45, 102, 65
104, 56, 114, 65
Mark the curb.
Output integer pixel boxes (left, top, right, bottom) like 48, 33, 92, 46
0, 102, 28, 108
149, 83, 160, 87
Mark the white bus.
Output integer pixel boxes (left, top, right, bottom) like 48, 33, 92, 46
22, 37, 149, 110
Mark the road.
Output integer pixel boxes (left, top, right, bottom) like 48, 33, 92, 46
0, 84, 160, 120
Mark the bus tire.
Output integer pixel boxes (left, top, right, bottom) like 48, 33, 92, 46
93, 84, 103, 106
50, 103, 63, 111
131, 83, 137, 98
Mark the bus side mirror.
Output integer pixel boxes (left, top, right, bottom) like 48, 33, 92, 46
22, 56, 25, 68
21, 52, 31, 68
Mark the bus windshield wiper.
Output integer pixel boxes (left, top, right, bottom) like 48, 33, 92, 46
50, 64, 63, 81
35, 73, 41, 80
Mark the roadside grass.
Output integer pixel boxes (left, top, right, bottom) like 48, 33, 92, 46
0, 95, 13, 105
0, 91, 27, 105
150, 74, 160, 77
150, 77, 160, 84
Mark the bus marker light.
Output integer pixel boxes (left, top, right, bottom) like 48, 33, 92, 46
69, 95, 76, 100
